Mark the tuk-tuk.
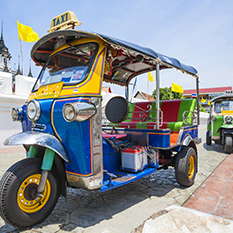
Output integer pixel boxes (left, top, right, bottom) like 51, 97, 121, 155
206, 91, 233, 153
0, 11, 201, 229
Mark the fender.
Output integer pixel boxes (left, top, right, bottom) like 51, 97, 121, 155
217, 126, 233, 134
4, 131, 69, 163
182, 134, 198, 153
182, 134, 193, 146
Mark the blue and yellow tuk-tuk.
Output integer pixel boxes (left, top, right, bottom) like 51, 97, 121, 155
0, 11, 201, 229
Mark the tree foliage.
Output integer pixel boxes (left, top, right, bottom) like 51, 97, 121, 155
152, 87, 183, 100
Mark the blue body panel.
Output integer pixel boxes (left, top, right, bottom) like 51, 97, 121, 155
100, 167, 156, 192
21, 105, 32, 132
180, 125, 198, 143
103, 138, 121, 178
34, 99, 55, 134
147, 129, 170, 149
52, 97, 93, 176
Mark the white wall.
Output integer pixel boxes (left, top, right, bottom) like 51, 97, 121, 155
0, 72, 36, 148
15, 75, 36, 96
0, 93, 26, 148
0, 72, 12, 94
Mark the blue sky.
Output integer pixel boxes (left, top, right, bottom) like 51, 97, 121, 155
1, 0, 233, 97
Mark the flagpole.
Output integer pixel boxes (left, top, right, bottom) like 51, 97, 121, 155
156, 64, 160, 129
147, 77, 149, 100
19, 39, 24, 75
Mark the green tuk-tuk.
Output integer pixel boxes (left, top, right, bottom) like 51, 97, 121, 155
206, 92, 233, 153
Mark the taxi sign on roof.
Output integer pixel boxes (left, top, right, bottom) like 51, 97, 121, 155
48, 11, 82, 33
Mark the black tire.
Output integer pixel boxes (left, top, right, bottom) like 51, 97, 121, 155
175, 146, 197, 187
224, 135, 232, 154
0, 158, 59, 229
206, 130, 212, 145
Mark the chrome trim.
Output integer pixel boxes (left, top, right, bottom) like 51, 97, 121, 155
182, 111, 197, 125
66, 97, 103, 190
63, 102, 96, 122
224, 115, 233, 124
31, 123, 46, 131
27, 100, 41, 121
66, 174, 102, 190
176, 127, 184, 144
182, 134, 193, 146
11, 107, 23, 122
91, 97, 103, 188
4, 131, 69, 162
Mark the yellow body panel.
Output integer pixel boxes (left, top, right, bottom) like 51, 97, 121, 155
222, 110, 233, 115
35, 82, 64, 99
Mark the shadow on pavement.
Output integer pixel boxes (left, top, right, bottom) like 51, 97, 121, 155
0, 168, 181, 232
203, 142, 226, 154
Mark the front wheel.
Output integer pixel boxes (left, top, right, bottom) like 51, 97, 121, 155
0, 158, 59, 229
224, 135, 232, 154
175, 146, 197, 187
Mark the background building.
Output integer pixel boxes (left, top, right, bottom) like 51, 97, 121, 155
184, 86, 233, 111
134, 90, 155, 101
0, 22, 11, 73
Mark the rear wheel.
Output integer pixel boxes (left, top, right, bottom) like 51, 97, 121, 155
224, 135, 232, 154
175, 146, 197, 187
0, 158, 59, 229
206, 130, 212, 145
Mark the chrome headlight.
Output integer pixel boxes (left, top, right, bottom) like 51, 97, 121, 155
63, 102, 96, 122
11, 107, 23, 122
63, 104, 76, 122
225, 115, 233, 124
26, 100, 41, 121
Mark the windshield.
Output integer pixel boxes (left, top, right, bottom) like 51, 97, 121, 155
33, 42, 97, 91
213, 100, 233, 114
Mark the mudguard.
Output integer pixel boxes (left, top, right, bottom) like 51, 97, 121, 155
217, 126, 233, 134
4, 131, 69, 162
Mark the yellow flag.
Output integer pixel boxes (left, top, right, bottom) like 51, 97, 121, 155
148, 72, 154, 82
201, 97, 206, 103
17, 20, 39, 42
208, 100, 210, 105
171, 83, 183, 94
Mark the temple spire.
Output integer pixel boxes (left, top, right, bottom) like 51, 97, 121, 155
28, 59, 33, 77
16, 55, 21, 75
0, 21, 11, 72
1, 21, 3, 40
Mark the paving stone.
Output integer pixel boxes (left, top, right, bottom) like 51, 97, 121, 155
58, 223, 83, 233
0, 128, 229, 233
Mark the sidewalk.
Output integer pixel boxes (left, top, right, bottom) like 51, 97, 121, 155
138, 148, 233, 233
184, 153, 233, 220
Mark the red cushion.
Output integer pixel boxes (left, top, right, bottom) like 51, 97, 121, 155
132, 102, 153, 121
160, 100, 181, 122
